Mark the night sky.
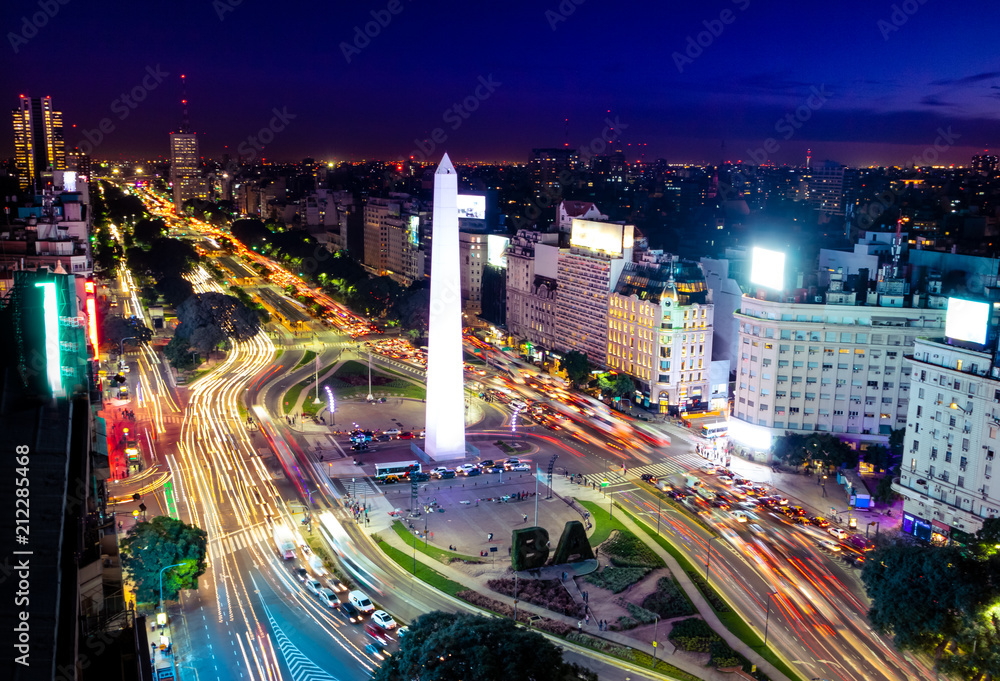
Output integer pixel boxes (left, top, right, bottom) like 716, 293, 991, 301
2, 0, 998, 166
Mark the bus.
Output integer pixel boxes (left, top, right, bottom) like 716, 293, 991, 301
374, 461, 421, 481
700, 420, 729, 439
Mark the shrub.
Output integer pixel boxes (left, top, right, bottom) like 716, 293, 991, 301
584, 566, 650, 593
624, 601, 659, 625
668, 617, 720, 653
487, 578, 584, 617
709, 640, 747, 669
688, 571, 731, 613
456, 590, 572, 635
602, 530, 665, 568
642, 576, 696, 619
615, 615, 639, 631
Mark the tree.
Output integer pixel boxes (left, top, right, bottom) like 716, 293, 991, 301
155, 276, 195, 308
175, 292, 261, 353
163, 334, 199, 370
559, 351, 591, 387
597, 372, 635, 400
863, 444, 895, 473
101, 315, 153, 351
128, 237, 199, 281
119, 516, 207, 604
373, 611, 596, 681
132, 218, 167, 245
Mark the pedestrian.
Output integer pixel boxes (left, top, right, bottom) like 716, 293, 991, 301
522, 514, 528, 522
578, 621, 582, 632
585, 613, 590, 625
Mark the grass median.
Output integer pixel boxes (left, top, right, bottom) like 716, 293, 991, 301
376, 540, 466, 597
390, 521, 483, 564
617, 506, 806, 681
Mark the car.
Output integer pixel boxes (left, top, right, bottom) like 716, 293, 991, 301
375, 434, 392, 442
848, 535, 875, 551
396, 626, 410, 639
430, 467, 450, 478
789, 515, 809, 525
748, 523, 766, 535
456, 464, 477, 475
340, 601, 362, 623
295, 567, 309, 582
364, 643, 387, 661
483, 465, 504, 474
480, 460, 495, 469
316, 587, 339, 608
383, 429, 401, 437
640, 473, 657, 483
712, 499, 731, 510
727, 488, 747, 500
818, 539, 842, 552
380, 475, 400, 485
439, 470, 456, 479
737, 500, 760, 510
399, 432, 415, 440
351, 442, 369, 451
828, 527, 849, 540
717, 475, 734, 485
844, 554, 866, 567
327, 578, 347, 593
410, 472, 430, 482
349, 590, 375, 613
810, 516, 831, 528
667, 490, 687, 500
466, 467, 481, 477
511, 463, 531, 472
789, 506, 808, 517
732, 510, 750, 523
365, 623, 391, 643
371, 610, 397, 629
701, 464, 718, 474
304, 578, 322, 596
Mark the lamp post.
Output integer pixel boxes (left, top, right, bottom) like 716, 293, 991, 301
705, 535, 719, 583
652, 614, 661, 664
764, 590, 778, 646
159, 562, 185, 623
656, 496, 661, 535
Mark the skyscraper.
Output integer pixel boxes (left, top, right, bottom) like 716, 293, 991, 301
12, 95, 65, 191
169, 75, 201, 213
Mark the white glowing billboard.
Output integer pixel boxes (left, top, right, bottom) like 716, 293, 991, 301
570, 219, 633, 257
750, 247, 786, 290
487, 235, 509, 268
457, 194, 486, 220
946, 298, 990, 345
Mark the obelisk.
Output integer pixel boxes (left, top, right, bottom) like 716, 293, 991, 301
424, 153, 466, 460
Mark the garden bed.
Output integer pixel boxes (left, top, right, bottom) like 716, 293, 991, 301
584, 566, 650, 593
487, 577, 584, 618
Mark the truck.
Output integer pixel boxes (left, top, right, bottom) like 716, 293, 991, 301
272, 524, 297, 560
683, 475, 703, 490
695, 486, 716, 502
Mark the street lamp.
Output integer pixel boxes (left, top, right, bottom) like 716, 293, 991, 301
159, 562, 185, 624
652, 614, 661, 664
705, 535, 720, 583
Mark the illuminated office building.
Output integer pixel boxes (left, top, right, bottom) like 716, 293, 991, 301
12, 95, 66, 191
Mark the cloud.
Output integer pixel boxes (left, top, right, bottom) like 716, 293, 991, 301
930, 72, 1000, 86
920, 94, 954, 107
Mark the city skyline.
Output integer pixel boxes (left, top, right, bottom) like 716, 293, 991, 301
1, 1, 998, 166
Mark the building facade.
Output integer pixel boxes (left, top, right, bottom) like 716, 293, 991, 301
554, 219, 633, 364
607, 255, 713, 412
894, 335, 1000, 541
505, 229, 559, 349
732, 272, 946, 447
12, 95, 65, 191
362, 194, 426, 285
169, 132, 201, 212
459, 231, 485, 313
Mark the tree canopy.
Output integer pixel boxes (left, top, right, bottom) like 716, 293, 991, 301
373, 611, 596, 681
127, 237, 199, 281
559, 351, 591, 387
597, 372, 635, 400
772, 432, 859, 470
132, 218, 167, 245
861, 519, 1000, 677
119, 516, 207, 604
101, 315, 153, 351
174, 292, 261, 353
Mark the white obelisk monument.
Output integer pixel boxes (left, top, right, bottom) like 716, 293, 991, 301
424, 153, 466, 460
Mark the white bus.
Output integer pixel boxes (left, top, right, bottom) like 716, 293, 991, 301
700, 420, 729, 439
374, 461, 421, 481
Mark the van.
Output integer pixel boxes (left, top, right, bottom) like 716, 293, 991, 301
316, 587, 339, 608
349, 589, 375, 613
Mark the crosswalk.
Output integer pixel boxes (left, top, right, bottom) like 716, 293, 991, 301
591, 458, 703, 488
340, 477, 379, 499
208, 525, 266, 562
256, 586, 343, 681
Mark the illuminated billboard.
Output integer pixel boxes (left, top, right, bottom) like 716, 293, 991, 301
408, 215, 420, 246
570, 219, 633, 257
457, 195, 486, 220
750, 247, 786, 290
487, 235, 509, 268
945, 298, 990, 345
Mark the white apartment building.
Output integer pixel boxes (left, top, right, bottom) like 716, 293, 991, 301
733, 271, 946, 447
554, 219, 634, 364
506, 229, 560, 350
895, 335, 1000, 542
607, 257, 713, 412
